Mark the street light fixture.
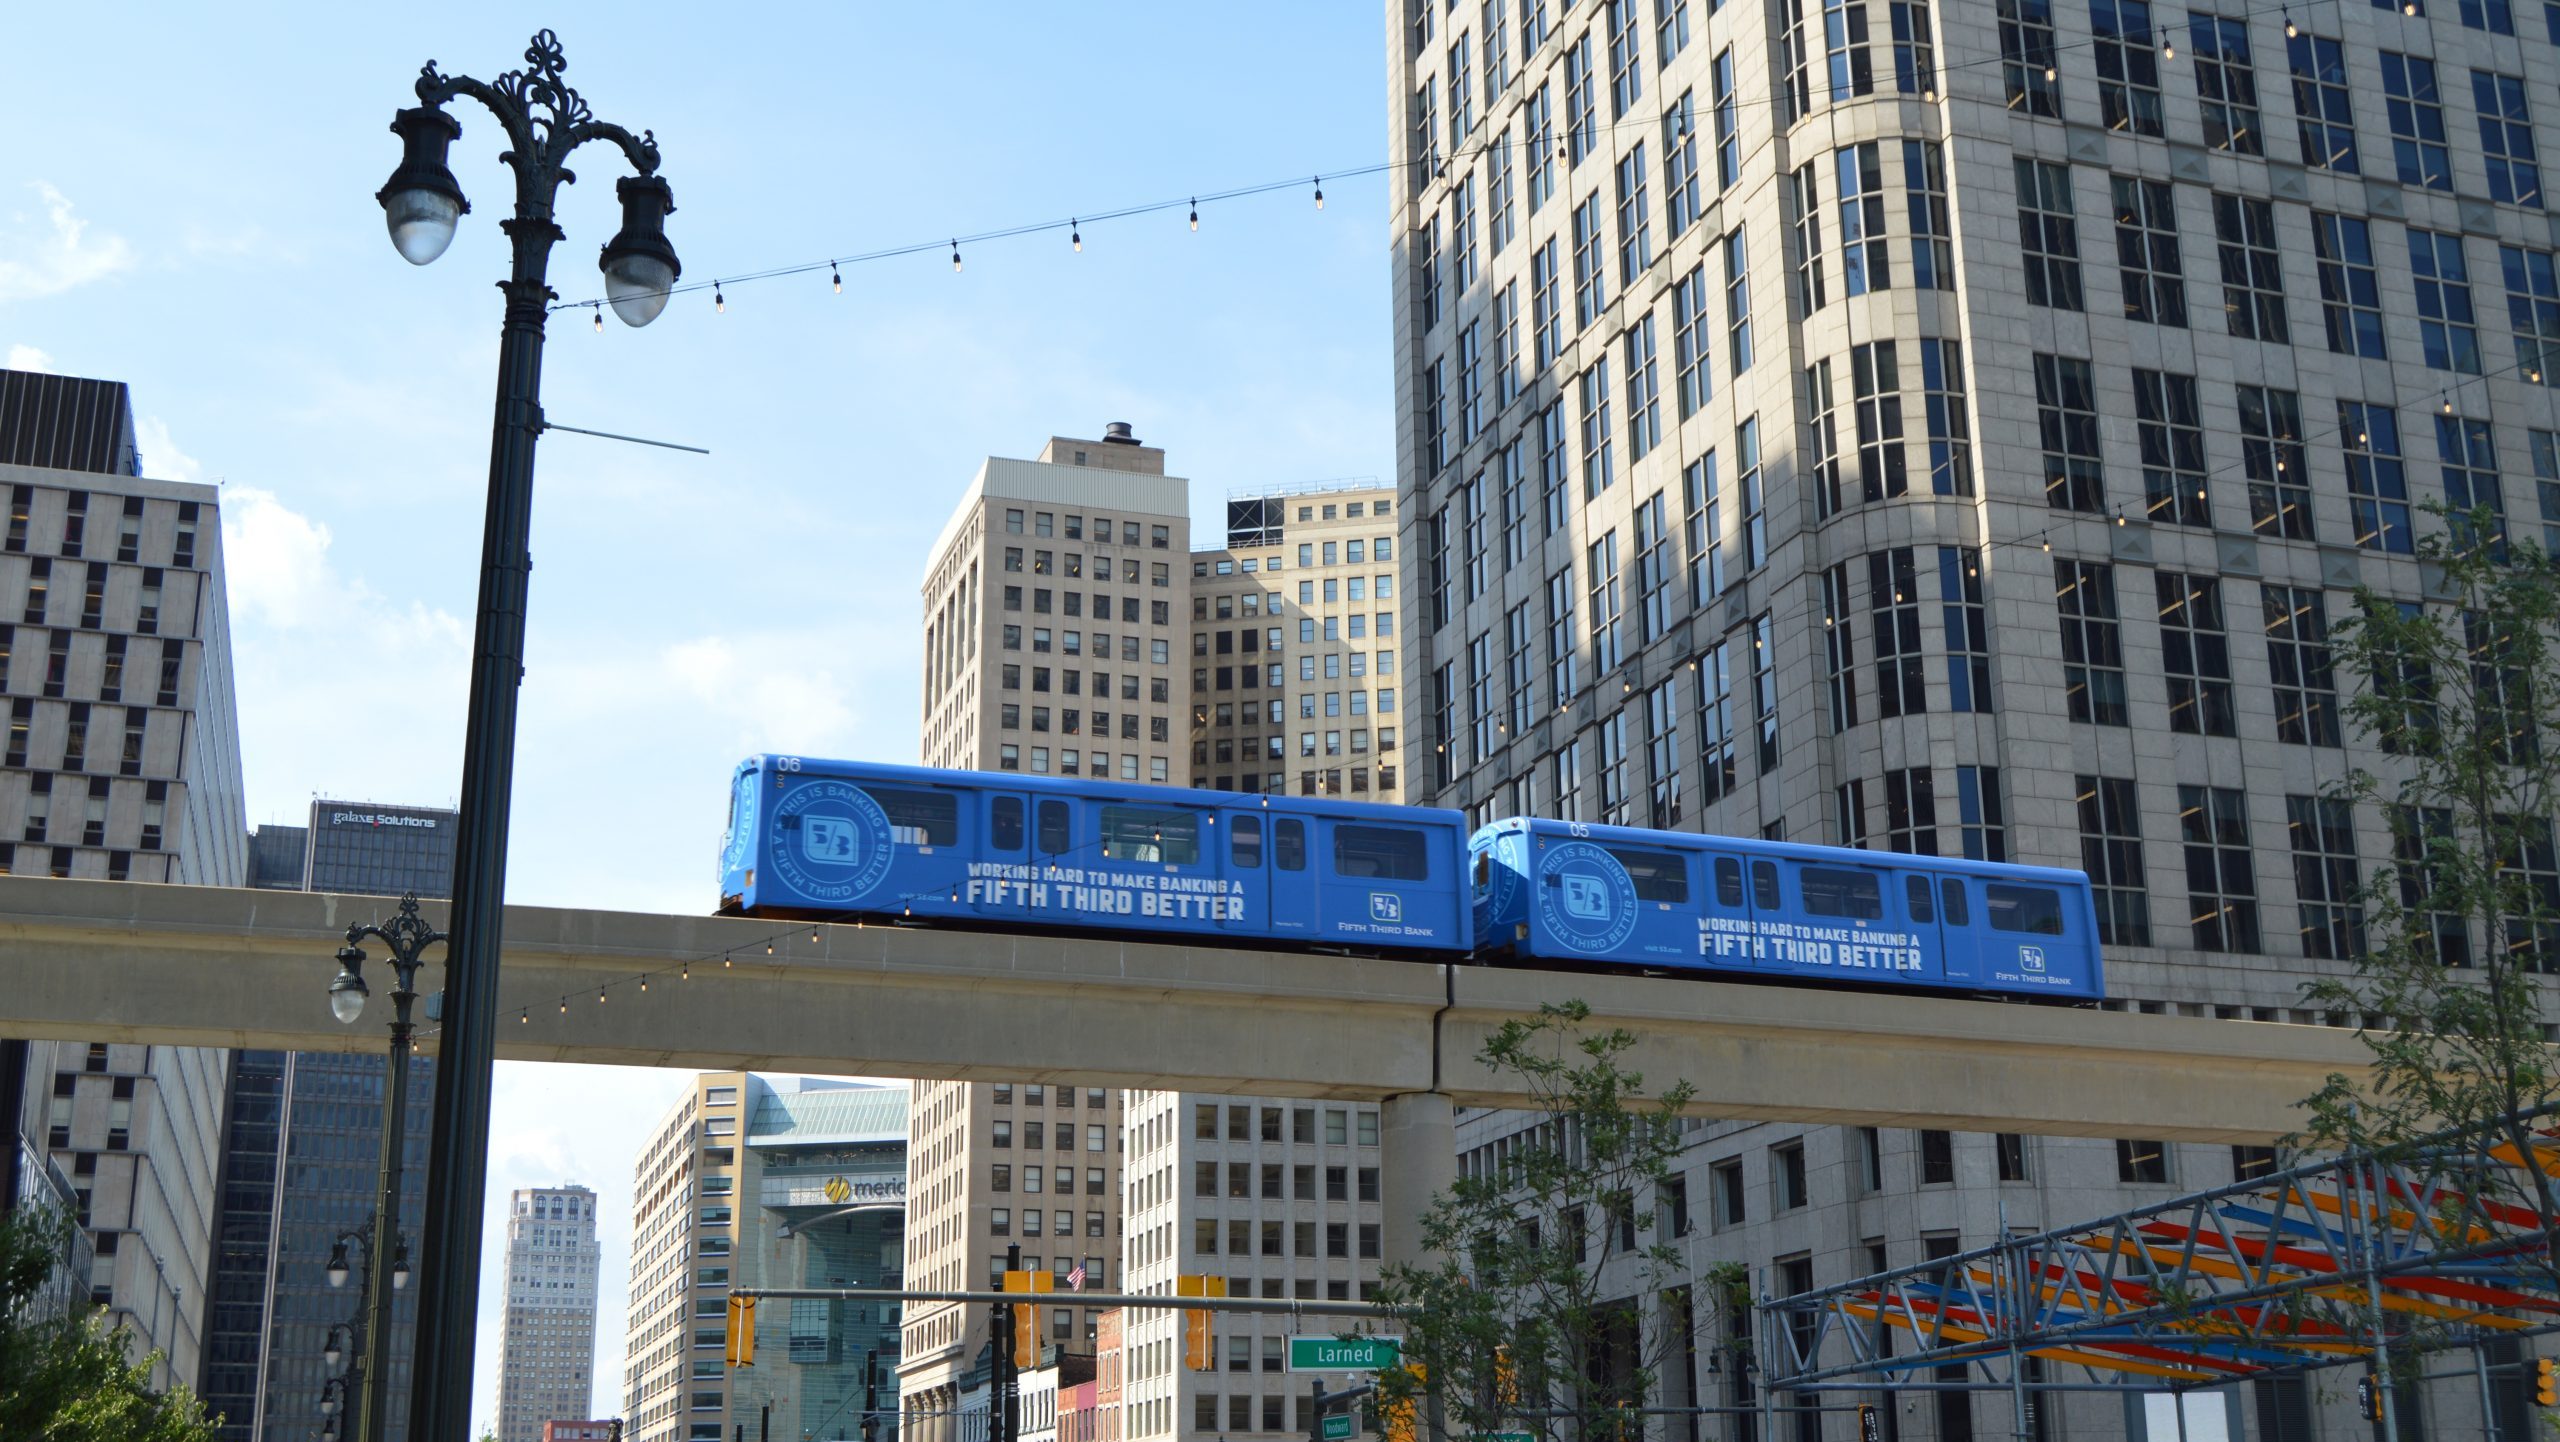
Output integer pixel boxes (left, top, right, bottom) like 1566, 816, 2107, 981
370, 36, 675, 1440
326, 894, 446, 1442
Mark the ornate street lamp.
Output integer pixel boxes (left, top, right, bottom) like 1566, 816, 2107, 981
327, 894, 444, 1442
369, 35, 673, 1441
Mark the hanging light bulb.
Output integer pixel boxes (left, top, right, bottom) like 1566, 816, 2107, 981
2041, 539, 2053, 553
1189, 200, 1199, 231
767, 942, 775, 955
592, 308, 603, 333
1313, 177, 1325, 210
952, 240, 963, 273
519, 1008, 529, 1025
2161, 35, 2176, 58
832, 265, 842, 294
640, 975, 648, 993
1923, 81, 1937, 101
1071, 221, 1082, 252
681, 961, 690, 980
558, 997, 568, 1015
713, 284, 724, 314
2283, 8, 2299, 34
811, 930, 820, 943
2443, 392, 2455, 414
2044, 64, 2057, 81
597, 986, 606, 1004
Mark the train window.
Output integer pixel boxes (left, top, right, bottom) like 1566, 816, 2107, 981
1905, 875, 1934, 923
1274, 818, 1308, 872
1605, 848, 1689, 902
1800, 867, 1885, 920
1714, 857, 1743, 907
991, 797, 1026, 852
1231, 815, 1263, 868
1100, 806, 1200, 864
862, 787, 959, 845
1751, 860, 1781, 911
1037, 801, 1071, 854
1473, 851, 1492, 894
1335, 825, 1431, 880
1941, 879, 1970, 926
1986, 883, 2065, 935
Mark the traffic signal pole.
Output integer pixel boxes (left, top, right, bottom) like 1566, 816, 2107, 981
1305, 1379, 1377, 1442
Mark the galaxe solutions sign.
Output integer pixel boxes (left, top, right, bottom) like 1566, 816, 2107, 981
327, 811, 442, 830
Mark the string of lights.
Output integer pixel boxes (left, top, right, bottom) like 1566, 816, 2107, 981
556, 0, 2335, 326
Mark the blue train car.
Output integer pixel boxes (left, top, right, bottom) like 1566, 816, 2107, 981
1469, 818, 2104, 999
721, 757, 1473, 954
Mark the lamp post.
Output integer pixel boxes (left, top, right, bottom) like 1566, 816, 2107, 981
329, 894, 439, 1442
370, 32, 676, 1442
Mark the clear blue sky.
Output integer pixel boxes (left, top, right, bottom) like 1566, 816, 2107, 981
1, 2, 1391, 1426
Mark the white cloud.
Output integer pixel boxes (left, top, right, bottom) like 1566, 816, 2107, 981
133, 417, 199, 483
0, 183, 134, 303
220, 487, 340, 627
662, 634, 861, 753
5, 344, 52, 373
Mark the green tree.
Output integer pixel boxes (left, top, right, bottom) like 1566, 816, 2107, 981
1375, 1002, 1733, 1442
0, 1205, 220, 1442
2304, 504, 2560, 1300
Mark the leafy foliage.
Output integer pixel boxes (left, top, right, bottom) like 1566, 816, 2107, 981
1376, 1002, 1729, 1442
2304, 503, 2560, 1302
0, 1206, 221, 1442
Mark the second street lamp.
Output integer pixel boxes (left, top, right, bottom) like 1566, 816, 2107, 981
369, 32, 675, 1441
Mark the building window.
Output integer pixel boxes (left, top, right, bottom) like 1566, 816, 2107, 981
2383, 55, 2453, 190
1749, 610, 1778, 771
1999, 0, 2061, 114
1904, 141, 1953, 291
1806, 359, 1843, 518
2264, 585, 2341, 746
1645, 677, 1683, 827
1696, 634, 1739, 806
1938, 547, 1990, 713
2112, 176, 2185, 327
2439, 413, 2506, 551
2079, 774, 2150, 945
2502, 247, 2560, 385
2213, 194, 2285, 341
1957, 765, 2006, 862
2342, 403, 2413, 553
2240, 385, 2311, 538
1725, 226, 1754, 373
2188, 14, 2260, 153
1838, 143, 1889, 295
1625, 316, 1661, 462
2473, 71, 2542, 208
2117, 1139, 2171, 1184
1571, 192, 1608, 328
1869, 548, 1924, 717
1711, 50, 1741, 190
1919, 1129, 1955, 1184
1615, 144, 1654, 283
2313, 213, 2386, 359
2035, 355, 2103, 511
2289, 794, 2366, 960
1588, 532, 1624, 677
1883, 766, 1936, 854
1789, 163, 1827, 316
1822, 563, 1859, 732
2091, 0, 2164, 133
2157, 572, 2236, 737
1851, 341, 1905, 503
2133, 368, 2208, 525
1579, 360, 1615, 497
1664, 95, 1700, 240
1773, 1143, 1809, 1209
1891, 0, 1936, 93
1634, 491, 1671, 644
2178, 784, 2261, 952
2289, 34, 2357, 170
1672, 264, 1712, 419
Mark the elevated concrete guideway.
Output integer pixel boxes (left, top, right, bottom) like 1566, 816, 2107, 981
0, 875, 2364, 1143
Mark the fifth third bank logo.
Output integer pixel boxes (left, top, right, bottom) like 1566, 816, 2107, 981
1563, 874, 1612, 921
2019, 944, 2046, 972
1369, 892, 1403, 923
803, 815, 860, 864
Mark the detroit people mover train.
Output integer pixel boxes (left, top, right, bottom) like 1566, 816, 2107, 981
719, 756, 2104, 1000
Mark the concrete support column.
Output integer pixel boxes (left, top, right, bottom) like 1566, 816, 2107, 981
1379, 1092, 1457, 1274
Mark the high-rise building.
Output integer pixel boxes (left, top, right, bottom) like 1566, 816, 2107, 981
201, 798, 455, 1442
497, 1185, 603, 1442
1116, 1096, 1387, 1442
1385, 3, 2560, 1434
0, 366, 248, 1390
626, 1074, 907, 1442
897, 1081, 1123, 1442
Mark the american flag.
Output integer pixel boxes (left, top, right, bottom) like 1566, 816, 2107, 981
1066, 1263, 1088, 1291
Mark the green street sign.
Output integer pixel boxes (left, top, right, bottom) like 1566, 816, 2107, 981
1322, 1414, 1358, 1440
1471, 1432, 1536, 1442
1288, 1335, 1404, 1372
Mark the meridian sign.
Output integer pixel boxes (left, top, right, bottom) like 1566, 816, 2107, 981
1288, 1335, 1404, 1372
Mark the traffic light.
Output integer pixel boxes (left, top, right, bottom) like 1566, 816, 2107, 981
1495, 1346, 1518, 1405
724, 1295, 756, 1368
1179, 1275, 1225, 1370
2535, 1357, 2557, 1407
1381, 1365, 1425, 1442
1005, 1268, 1054, 1368
1856, 1404, 1881, 1442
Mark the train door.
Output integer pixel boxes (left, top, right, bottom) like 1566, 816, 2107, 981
1894, 869, 1953, 984
1933, 874, 1975, 982
1696, 851, 1757, 973
1223, 810, 1270, 935
1744, 855, 1785, 970
1266, 814, 1316, 937
981, 793, 1032, 919
1032, 796, 1076, 886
